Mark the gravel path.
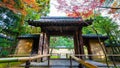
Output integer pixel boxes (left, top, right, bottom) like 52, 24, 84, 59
21, 59, 79, 68
20, 59, 119, 68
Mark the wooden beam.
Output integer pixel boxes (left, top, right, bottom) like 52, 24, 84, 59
0, 54, 50, 63
70, 55, 97, 68
47, 31, 74, 36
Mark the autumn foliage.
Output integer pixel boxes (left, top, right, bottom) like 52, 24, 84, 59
56, 0, 120, 19
0, 0, 39, 15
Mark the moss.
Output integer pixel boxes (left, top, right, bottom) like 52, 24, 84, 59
50, 56, 60, 59
0, 62, 24, 68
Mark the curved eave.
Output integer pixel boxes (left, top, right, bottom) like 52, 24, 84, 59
27, 17, 93, 27
17, 34, 40, 39
82, 35, 108, 40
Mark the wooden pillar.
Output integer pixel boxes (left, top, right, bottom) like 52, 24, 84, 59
76, 31, 80, 58
74, 30, 83, 68
86, 40, 92, 60
73, 27, 84, 68
42, 33, 50, 61
78, 28, 84, 59
74, 32, 79, 55
43, 33, 47, 54
47, 35, 50, 66
74, 29, 84, 58
78, 28, 84, 68
47, 35, 50, 54
38, 33, 44, 62
38, 33, 44, 55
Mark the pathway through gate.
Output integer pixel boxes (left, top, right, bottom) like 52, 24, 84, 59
19, 59, 110, 68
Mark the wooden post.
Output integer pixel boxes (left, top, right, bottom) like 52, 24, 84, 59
74, 30, 83, 68
74, 32, 79, 57
42, 33, 46, 61
78, 28, 84, 59
47, 34, 50, 66
38, 33, 44, 62
25, 60, 30, 68
47, 35, 50, 54
78, 28, 84, 68
48, 56, 50, 67
70, 56, 72, 68
42, 33, 50, 61
66, 53, 68, 58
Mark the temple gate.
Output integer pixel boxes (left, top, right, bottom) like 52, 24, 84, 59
28, 17, 93, 67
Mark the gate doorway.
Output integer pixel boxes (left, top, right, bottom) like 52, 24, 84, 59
49, 36, 74, 59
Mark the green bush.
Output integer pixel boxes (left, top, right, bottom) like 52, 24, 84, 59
0, 50, 10, 57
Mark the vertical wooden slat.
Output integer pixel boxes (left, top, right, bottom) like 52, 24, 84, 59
70, 56, 72, 68
38, 33, 44, 62
38, 33, 43, 55
43, 33, 49, 61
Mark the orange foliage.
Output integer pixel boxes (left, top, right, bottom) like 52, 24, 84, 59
67, 12, 81, 17
23, 0, 39, 10
67, 10, 93, 18
0, 0, 39, 15
0, 0, 17, 13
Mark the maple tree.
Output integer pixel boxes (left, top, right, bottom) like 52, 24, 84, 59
56, 0, 120, 20
0, 0, 39, 15
0, 0, 49, 20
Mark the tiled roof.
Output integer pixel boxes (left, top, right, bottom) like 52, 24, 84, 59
28, 17, 93, 27
82, 34, 108, 40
